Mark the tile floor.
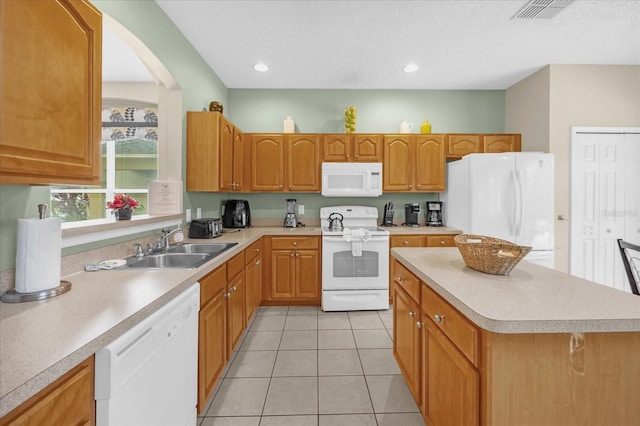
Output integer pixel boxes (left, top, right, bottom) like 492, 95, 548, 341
197, 305, 425, 426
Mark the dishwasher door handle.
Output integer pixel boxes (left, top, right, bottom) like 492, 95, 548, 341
116, 327, 154, 359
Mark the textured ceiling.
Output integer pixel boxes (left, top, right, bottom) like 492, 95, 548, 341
104, 0, 640, 90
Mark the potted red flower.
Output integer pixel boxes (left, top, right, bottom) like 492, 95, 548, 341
107, 194, 141, 220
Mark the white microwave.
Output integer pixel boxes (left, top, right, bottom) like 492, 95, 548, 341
321, 162, 382, 197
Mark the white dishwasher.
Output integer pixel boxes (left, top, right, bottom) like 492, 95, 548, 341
95, 283, 200, 426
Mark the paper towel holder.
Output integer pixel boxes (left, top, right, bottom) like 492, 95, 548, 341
1, 280, 72, 303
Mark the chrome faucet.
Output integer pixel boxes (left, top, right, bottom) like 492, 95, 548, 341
154, 227, 184, 252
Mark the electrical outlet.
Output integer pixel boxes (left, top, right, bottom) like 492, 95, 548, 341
298, 204, 304, 215
185, 208, 192, 223
196, 208, 202, 219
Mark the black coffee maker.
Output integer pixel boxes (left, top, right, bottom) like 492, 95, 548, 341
404, 203, 420, 227
222, 200, 251, 228
426, 201, 443, 226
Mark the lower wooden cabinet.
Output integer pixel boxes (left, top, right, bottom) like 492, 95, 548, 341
422, 316, 479, 426
393, 284, 421, 402
263, 236, 321, 304
1, 356, 95, 426
245, 240, 263, 323
198, 266, 228, 413
226, 253, 246, 357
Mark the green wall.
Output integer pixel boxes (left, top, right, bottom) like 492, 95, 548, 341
228, 89, 505, 133
0, 1, 506, 271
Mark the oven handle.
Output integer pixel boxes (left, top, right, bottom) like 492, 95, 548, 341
323, 236, 389, 242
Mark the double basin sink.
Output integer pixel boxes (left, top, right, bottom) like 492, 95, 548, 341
123, 243, 238, 269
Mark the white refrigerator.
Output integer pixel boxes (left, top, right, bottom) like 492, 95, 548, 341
442, 152, 555, 268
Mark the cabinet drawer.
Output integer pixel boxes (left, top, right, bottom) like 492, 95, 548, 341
201, 266, 226, 307
424, 235, 457, 247
392, 260, 420, 302
391, 235, 423, 248
422, 284, 479, 366
271, 236, 319, 250
227, 253, 244, 279
245, 239, 262, 264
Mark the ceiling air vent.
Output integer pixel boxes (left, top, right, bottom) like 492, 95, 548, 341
513, 0, 575, 19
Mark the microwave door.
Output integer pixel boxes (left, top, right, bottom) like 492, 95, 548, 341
323, 171, 367, 196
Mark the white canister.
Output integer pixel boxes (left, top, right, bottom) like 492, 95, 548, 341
399, 121, 414, 133
283, 116, 295, 133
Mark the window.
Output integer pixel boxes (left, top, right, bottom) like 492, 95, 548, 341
51, 104, 158, 223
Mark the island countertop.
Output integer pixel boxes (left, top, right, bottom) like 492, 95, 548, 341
391, 247, 640, 334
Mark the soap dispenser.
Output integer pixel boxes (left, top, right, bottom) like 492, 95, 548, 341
420, 118, 432, 134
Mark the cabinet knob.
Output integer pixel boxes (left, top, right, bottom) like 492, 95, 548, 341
224, 292, 231, 299
290, 253, 294, 257
409, 184, 412, 189
416, 321, 423, 329
288, 185, 292, 189
355, 154, 359, 158
435, 314, 445, 323
279, 185, 283, 189
293, 241, 297, 246
346, 154, 350, 159
409, 311, 416, 318
231, 286, 237, 292
417, 184, 421, 188
397, 276, 404, 282
255, 248, 260, 253
295, 252, 299, 257
255, 260, 261, 265
440, 240, 445, 245
403, 241, 409, 245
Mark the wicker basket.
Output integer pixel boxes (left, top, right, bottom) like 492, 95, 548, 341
454, 234, 532, 275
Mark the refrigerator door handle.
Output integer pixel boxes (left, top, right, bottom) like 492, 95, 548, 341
514, 170, 523, 236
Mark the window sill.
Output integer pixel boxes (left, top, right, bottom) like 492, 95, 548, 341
61, 214, 183, 248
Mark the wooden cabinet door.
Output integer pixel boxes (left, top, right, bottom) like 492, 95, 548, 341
245, 255, 262, 323
251, 134, 284, 191
424, 319, 479, 426
483, 134, 521, 153
1, 356, 95, 425
383, 135, 413, 191
271, 250, 296, 299
393, 286, 421, 401
232, 126, 244, 191
415, 135, 446, 192
219, 115, 234, 191
286, 134, 320, 191
446, 135, 482, 158
295, 250, 320, 299
353, 134, 382, 162
198, 289, 227, 413
227, 273, 246, 355
323, 134, 350, 161
0, 0, 101, 185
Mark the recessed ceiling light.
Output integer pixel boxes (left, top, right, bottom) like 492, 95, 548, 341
403, 63, 419, 73
254, 63, 269, 72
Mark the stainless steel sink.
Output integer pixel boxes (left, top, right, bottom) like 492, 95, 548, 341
167, 242, 237, 255
125, 253, 211, 269
121, 242, 238, 269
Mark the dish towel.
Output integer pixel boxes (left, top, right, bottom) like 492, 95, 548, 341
342, 228, 371, 257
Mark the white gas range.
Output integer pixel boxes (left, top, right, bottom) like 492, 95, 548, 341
320, 206, 390, 311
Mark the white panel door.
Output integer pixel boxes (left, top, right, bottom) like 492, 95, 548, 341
571, 129, 640, 293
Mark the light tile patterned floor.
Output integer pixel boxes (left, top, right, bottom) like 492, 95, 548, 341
198, 305, 425, 426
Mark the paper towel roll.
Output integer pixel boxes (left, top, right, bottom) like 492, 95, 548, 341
15, 217, 62, 293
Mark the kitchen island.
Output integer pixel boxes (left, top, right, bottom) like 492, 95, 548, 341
391, 247, 640, 426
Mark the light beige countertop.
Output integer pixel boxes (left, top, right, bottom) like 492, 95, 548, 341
0, 226, 320, 417
392, 247, 640, 334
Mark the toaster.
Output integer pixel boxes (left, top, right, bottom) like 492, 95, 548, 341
189, 218, 222, 239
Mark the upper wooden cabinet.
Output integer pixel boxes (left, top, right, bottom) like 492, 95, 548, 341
383, 135, 446, 192
187, 112, 244, 192
446, 134, 521, 159
322, 134, 382, 162
0, 0, 102, 185
250, 134, 320, 192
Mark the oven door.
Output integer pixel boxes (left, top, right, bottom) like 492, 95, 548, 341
322, 236, 389, 290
